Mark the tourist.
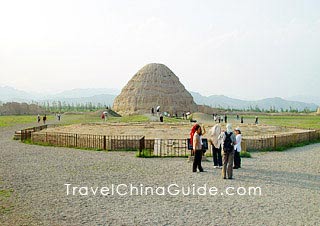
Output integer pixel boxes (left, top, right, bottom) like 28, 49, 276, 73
159, 114, 163, 122
255, 116, 259, 124
151, 107, 154, 115
200, 125, 206, 155
213, 114, 217, 122
233, 127, 242, 169
192, 124, 204, 172
240, 116, 244, 123
57, 113, 61, 121
37, 114, 41, 123
209, 124, 223, 168
224, 114, 227, 123
43, 114, 47, 124
219, 124, 236, 179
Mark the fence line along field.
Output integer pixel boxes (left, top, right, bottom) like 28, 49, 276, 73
28, 118, 319, 154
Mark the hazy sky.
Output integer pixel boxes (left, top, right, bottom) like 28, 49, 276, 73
0, 0, 319, 100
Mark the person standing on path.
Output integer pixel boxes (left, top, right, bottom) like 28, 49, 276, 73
192, 124, 204, 172
43, 114, 47, 124
209, 124, 223, 168
233, 127, 242, 169
37, 114, 41, 123
219, 124, 236, 179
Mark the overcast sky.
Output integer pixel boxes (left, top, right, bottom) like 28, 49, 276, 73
0, 0, 319, 100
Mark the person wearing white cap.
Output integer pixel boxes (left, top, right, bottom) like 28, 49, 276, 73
233, 127, 242, 169
219, 123, 236, 179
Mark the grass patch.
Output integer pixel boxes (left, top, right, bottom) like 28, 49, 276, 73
136, 149, 189, 158
59, 114, 102, 125
240, 151, 251, 158
0, 188, 14, 214
0, 115, 38, 127
0, 189, 13, 198
136, 149, 156, 158
108, 115, 149, 123
242, 114, 320, 129
110, 148, 139, 152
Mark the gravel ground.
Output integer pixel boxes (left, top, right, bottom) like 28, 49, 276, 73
0, 123, 320, 225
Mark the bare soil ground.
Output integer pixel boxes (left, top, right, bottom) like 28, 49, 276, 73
41, 121, 308, 140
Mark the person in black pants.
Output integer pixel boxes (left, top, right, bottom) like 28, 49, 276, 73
192, 124, 204, 172
233, 128, 242, 169
212, 144, 222, 168
209, 124, 223, 168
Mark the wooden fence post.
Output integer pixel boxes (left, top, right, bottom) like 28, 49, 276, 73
139, 136, 145, 157
273, 135, 277, 151
103, 135, 106, 150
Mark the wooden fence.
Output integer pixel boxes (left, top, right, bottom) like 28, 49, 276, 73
144, 139, 189, 157
19, 125, 320, 156
31, 132, 145, 151
20, 125, 49, 141
243, 130, 320, 151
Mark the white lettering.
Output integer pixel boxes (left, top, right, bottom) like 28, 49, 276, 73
155, 186, 165, 195
168, 184, 180, 196
181, 186, 191, 196
79, 187, 88, 196
208, 186, 218, 196
116, 184, 127, 196
100, 187, 109, 196
130, 184, 139, 196
226, 187, 235, 195
65, 183, 71, 195
248, 187, 262, 196
197, 184, 207, 196
91, 187, 99, 196
237, 187, 246, 196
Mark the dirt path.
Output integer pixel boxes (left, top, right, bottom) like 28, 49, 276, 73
0, 123, 319, 225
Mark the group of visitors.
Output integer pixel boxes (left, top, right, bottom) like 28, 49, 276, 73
213, 114, 227, 123
37, 114, 47, 124
37, 113, 63, 124
191, 123, 242, 179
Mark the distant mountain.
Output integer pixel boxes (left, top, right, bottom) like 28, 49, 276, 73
190, 92, 318, 111
286, 95, 320, 106
0, 86, 38, 102
0, 86, 118, 106
52, 88, 120, 98
46, 94, 116, 106
0, 86, 317, 112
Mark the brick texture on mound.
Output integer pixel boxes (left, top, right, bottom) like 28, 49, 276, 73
112, 63, 198, 115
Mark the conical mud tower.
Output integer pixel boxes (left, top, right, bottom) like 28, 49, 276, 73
113, 63, 198, 115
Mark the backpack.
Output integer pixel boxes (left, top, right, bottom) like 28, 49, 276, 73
223, 132, 234, 153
